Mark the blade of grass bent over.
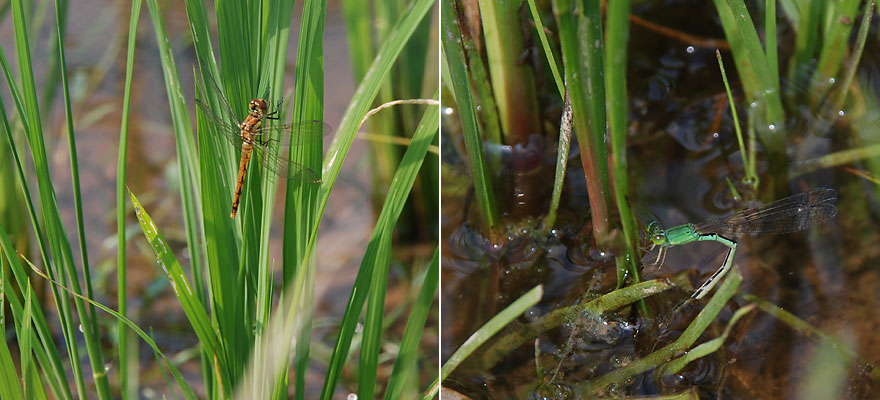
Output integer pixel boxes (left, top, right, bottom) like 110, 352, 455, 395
358, 92, 439, 399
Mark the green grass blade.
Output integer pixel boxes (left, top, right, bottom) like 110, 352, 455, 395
0, 275, 24, 400
116, 1, 142, 397
526, 0, 563, 98
11, 0, 110, 395
0, 224, 71, 399
282, 0, 326, 395
552, 0, 611, 238
765, 0, 778, 81
809, 0, 861, 102
22, 254, 198, 400
129, 190, 227, 390
714, 0, 786, 152
321, 86, 439, 398
429, 285, 544, 399
830, 0, 874, 113
384, 249, 439, 400
441, 0, 499, 231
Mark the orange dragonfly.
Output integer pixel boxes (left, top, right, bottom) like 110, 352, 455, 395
195, 75, 330, 218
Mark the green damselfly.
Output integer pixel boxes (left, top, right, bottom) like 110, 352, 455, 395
643, 188, 838, 299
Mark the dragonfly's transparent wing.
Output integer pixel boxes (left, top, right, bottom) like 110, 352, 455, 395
694, 188, 838, 237
251, 144, 322, 183
199, 69, 241, 127
252, 120, 331, 146
195, 98, 241, 135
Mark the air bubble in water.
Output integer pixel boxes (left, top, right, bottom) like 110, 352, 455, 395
686, 46, 695, 54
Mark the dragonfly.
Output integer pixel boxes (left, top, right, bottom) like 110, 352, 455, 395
195, 74, 330, 218
642, 188, 838, 299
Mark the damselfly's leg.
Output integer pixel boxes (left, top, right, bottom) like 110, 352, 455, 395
692, 234, 737, 299
654, 246, 667, 268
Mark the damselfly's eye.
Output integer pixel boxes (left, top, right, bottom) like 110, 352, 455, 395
652, 234, 665, 244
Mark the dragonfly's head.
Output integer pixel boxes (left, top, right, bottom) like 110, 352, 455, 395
645, 221, 667, 245
249, 98, 269, 117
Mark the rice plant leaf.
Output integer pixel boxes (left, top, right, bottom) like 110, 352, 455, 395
321, 85, 438, 398
129, 190, 226, 389
384, 249, 439, 400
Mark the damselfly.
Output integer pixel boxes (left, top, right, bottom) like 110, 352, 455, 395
643, 188, 838, 299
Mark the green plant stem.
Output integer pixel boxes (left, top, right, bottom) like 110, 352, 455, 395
477, 0, 540, 145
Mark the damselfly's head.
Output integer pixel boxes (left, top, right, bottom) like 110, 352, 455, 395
249, 98, 269, 117
645, 221, 667, 246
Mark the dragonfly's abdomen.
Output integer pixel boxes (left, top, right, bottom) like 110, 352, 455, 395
230, 141, 254, 218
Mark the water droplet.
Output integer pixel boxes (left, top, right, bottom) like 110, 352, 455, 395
686, 46, 695, 54
79, 324, 84, 333
713, 132, 720, 138
347, 394, 358, 400
443, 107, 454, 115
838, 110, 845, 116
828, 77, 836, 84
768, 124, 776, 131
750, 102, 758, 108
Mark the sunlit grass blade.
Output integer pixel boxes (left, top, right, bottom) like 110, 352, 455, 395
428, 285, 544, 399
526, 0, 563, 98
441, 0, 499, 232
128, 190, 227, 390
0, 283, 23, 400
281, 0, 326, 395
384, 249, 439, 400
323, 86, 439, 398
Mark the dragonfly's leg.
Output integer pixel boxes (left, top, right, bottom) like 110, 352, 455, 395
266, 100, 284, 120
692, 234, 737, 299
657, 246, 668, 269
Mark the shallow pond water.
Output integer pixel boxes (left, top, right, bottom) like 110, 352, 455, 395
441, 1, 880, 397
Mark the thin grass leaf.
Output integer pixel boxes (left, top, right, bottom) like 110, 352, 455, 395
21, 256, 198, 400
428, 285, 544, 399
129, 190, 227, 390
11, 0, 110, 395
384, 249, 439, 400
714, 0, 786, 152
441, 0, 499, 231
552, 0, 611, 238
526, 0, 563, 98
0, 273, 24, 400
322, 86, 439, 398
0, 224, 71, 399
809, 0, 861, 102
116, 1, 143, 396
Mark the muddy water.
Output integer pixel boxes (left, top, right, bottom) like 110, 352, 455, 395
442, 1, 880, 398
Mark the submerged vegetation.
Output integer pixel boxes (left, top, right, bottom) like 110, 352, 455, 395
441, 0, 880, 397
